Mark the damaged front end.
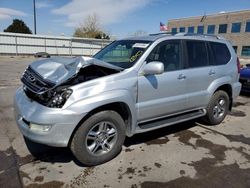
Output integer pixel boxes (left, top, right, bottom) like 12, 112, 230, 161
21, 56, 121, 108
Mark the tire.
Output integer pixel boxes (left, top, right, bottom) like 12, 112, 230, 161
70, 111, 126, 166
204, 90, 229, 125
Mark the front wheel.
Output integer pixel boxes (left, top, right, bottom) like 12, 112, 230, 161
204, 90, 229, 125
70, 111, 125, 166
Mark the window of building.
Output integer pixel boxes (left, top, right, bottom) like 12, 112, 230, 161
233, 46, 238, 53
172, 28, 177, 34
197, 26, 204, 34
147, 40, 181, 71
242, 46, 250, 56
207, 25, 215, 34
218, 24, 227, 33
179, 27, 185, 33
188, 26, 194, 33
245, 21, 250, 32
231, 22, 241, 33
186, 40, 209, 68
210, 42, 231, 65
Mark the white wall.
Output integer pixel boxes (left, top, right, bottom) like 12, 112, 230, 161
0, 32, 111, 56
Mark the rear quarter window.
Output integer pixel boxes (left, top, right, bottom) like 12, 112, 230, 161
186, 40, 209, 68
210, 42, 231, 65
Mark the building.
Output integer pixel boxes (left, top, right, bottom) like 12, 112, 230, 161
167, 10, 250, 58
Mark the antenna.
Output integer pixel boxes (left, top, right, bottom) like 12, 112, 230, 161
200, 11, 207, 22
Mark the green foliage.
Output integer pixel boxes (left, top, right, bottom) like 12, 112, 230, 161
4, 19, 32, 34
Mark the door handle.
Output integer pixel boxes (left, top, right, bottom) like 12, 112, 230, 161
209, 70, 216, 75
178, 74, 186, 80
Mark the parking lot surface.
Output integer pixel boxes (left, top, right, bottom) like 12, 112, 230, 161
0, 56, 250, 188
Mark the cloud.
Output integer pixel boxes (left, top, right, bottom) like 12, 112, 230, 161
52, 0, 152, 27
36, 1, 51, 9
0, 7, 27, 20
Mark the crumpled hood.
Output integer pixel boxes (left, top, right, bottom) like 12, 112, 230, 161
30, 56, 122, 84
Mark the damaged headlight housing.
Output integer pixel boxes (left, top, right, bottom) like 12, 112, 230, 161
49, 88, 73, 108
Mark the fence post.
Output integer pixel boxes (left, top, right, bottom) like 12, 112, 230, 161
55, 39, 58, 56
44, 37, 47, 53
70, 39, 72, 56
15, 35, 18, 56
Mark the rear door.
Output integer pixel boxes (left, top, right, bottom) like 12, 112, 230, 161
183, 40, 216, 109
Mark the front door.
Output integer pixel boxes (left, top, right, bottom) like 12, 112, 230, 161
137, 40, 189, 122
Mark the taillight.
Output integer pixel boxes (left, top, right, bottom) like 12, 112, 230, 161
237, 57, 241, 73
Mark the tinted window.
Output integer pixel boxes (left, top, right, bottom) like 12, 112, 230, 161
188, 26, 194, 33
186, 41, 208, 68
245, 21, 250, 32
197, 26, 204, 34
231, 22, 241, 33
207, 25, 215, 34
147, 41, 181, 71
242, 46, 250, 56
180, 27, 185, 33
172, 28, 177, 34
210, 42, 231, 65
218, 24, 227, 33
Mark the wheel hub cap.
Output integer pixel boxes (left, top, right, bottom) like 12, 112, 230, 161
213, 98, 226, 119
85, 121, 117, 156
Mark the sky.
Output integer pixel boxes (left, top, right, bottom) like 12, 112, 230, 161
0, 0, 250, 38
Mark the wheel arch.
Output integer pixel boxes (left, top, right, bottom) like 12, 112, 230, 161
68, 102, 133, 147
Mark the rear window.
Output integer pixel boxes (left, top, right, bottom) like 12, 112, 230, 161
209, 42, 231, 65
186, 40, 209, 68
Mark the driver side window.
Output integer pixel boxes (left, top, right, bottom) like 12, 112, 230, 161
147, 40, 181, 71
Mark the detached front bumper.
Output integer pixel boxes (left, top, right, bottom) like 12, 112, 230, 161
14, 87, 85, 147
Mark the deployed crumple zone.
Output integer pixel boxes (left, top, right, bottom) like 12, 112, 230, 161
21, 56, 121, 107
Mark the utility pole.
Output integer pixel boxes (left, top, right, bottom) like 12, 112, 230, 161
33, 0, 37, 34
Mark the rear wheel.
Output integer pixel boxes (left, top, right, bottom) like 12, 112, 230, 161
204, 90, 229, 125
70, 111, 125, 166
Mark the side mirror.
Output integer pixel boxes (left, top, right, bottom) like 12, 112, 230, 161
143, 61, 164, 75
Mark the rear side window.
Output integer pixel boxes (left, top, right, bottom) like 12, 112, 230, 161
210, 42, 231, 65
186, 41, 209, 68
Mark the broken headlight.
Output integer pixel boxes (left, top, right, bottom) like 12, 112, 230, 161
48, 88, 73, 108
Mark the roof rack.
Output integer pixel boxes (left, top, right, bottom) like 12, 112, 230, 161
175, 33, 225, 40
149, 32, 174, 36
148, 32, 225, 40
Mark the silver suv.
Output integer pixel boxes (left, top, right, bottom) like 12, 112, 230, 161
14, 33, 242, 166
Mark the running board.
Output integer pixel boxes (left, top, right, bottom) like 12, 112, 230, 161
136, 109, 206, 133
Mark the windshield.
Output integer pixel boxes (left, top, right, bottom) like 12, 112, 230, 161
94, 40, 151, 69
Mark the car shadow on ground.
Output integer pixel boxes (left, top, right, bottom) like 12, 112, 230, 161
240, 91, 250, 97
124, 120, 197, 147
23, 120, 198, 167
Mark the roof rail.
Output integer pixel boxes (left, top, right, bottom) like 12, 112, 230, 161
175, 33, 225, 40
149, 32, 174, 36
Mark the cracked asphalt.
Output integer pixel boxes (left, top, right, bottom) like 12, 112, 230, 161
0, 56, 250, 188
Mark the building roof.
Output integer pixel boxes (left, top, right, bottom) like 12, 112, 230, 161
168, 9, 250, 22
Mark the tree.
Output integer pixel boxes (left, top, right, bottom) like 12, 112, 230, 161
4, 19, 32, 34
131, 30, 148, 36
73, 14, 109, 39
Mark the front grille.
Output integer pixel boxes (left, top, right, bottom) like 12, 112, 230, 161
21, 66, 55, 94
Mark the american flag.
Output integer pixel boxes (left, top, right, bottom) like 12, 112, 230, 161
160, 22, 168, 31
